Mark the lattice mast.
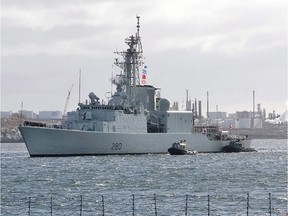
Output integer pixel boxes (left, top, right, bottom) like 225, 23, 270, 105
114, 16, 144, 105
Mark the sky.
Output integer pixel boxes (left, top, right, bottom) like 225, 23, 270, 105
1, 0, 287, 116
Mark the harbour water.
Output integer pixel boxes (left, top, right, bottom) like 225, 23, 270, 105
1, 139, 287, 215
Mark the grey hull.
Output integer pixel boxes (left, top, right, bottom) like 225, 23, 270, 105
19, 126, 251, 156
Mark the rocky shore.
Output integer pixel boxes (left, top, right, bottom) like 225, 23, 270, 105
1, 116, 25, 143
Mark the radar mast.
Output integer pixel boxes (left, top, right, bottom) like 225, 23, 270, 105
114, 16, 144, 106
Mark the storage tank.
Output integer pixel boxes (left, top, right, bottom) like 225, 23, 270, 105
223, 119, 238, 128
253, 118, 263, 128
238, 118, 251, 128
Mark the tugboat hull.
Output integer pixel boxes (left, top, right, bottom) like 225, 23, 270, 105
168, 147, 187, 155
222, 141, 256, 153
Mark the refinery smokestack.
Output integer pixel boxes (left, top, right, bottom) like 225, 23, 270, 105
194, 98, 198, 118
198, 100, 202, 119
251, 90, 255, 128
185, 89, 191, 111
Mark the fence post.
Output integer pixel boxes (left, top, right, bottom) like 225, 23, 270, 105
269, 193, 272, 216
185, 194, 188, 216
50, 197, 53, 216
154, 193, 157, 216
132, 194, 135, 216
28, 197, 31, 216
207, 195, 210, 216
102, 195, 105, 216
246, 193, 249, 216
80, 195, 83, 216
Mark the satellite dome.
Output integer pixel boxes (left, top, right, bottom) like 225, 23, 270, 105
158, 98, 170, 111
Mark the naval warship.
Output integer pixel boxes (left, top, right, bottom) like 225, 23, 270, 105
19, 17, 251, 156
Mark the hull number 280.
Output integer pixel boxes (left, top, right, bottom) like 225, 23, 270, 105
111, 143, 122, 150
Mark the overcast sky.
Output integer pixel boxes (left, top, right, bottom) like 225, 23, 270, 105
1, 0, 287, 115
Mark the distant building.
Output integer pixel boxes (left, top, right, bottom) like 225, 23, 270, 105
19, 110, 34, 119
238, 118, 251, 128
206, 110, 263, 129
67, 111, 78, 120
228, 113, 237, 119
236, 111, 251, 119
222, 119, 238, 128
38, 111, 62, 120
1, 111, 12, 118
208, 112, 227, 120
237, 118, 263, 129
253, 118, 263, 128
170, 101, 179, 111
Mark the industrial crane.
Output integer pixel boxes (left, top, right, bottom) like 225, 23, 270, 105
62, 84, 74, 120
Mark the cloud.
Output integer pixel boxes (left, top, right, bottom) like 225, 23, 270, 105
143, 0, 286, 54
1, 1, 116, 29
1, 0, 287, 113
2, 0, 286, 56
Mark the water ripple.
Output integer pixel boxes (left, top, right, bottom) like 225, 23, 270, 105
1, 139, 287, 215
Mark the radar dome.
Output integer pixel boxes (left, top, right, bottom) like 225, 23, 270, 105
158, 98, 170, 111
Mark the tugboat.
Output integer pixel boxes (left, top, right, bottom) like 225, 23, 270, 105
168, 140, 197, 155
222, 141, 257, 153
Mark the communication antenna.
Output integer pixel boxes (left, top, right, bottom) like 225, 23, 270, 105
136, 15, 143, 56
207, 91, 209, 119
111, 70, 113, 98
78, 69, 81, 104
136, 15, 140, 38
251, 90, 255, 128
20, 102, 23, 118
